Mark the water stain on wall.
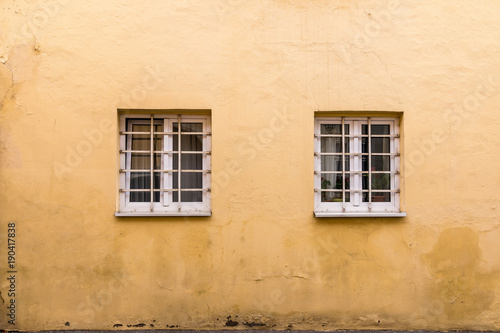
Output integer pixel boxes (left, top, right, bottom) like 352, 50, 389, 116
423, 227, 498, 323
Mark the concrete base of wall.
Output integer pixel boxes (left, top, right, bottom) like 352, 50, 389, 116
12, 329, 500, 333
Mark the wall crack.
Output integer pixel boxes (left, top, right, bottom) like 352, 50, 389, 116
0, 62, 14, 112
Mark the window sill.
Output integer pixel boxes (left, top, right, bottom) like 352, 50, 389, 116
314, 212, 407, 218
115, 211, 211, 217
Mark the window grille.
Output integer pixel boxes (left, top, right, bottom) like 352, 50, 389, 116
117, 113, 211, 216
314, 116, 404, 217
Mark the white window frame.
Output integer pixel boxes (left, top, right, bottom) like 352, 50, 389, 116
116, 113, 211, 217
314, 116, 406, 217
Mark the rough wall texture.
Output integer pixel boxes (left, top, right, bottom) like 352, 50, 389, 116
1, 0, 500, 331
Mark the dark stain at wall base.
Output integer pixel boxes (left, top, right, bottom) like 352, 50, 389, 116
225, 315, 239, 326
243, 321, 267, 327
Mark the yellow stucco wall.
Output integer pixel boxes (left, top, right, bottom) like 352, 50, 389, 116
1, 0, 500, 330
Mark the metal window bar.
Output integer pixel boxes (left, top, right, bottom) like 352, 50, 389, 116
315, 134, 399, 138
315, 152, 399, 156
150, 115, 154, 211
120, 169, 210, 173
341, 117, 346, 211
121, 131, 211, 136
177, 114, 182, 210
391, 124, 397, 204
314, 118, 400, 205
120, 150, 211, 154
315, 189, 399, 193
315, 171, 398, 174
121, 188, 210, 192
368, 117, 372, 210
118, 115, 212, 202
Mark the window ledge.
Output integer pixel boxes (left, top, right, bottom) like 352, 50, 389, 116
115, 212, 211, 217
314, 212, 407, 218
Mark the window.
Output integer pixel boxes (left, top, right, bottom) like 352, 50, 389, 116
116, 112, 211, 216
314, 116, 405, 217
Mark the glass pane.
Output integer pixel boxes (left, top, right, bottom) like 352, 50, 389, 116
372, 173, 391, 190
131, 124, 151, 169
362, 174, 391, 202
362, 124, 390, 135
173, 172, 203, 202
363, 192, 391, 202
172, 121, 205, 203
362, 137, 390, 153
131, 154, 149, 169
321, 191, 350, 202
173, 123, 204, 150
362, 173, 369, 190
181, 191, 203, 202
372, 124, 390, 135
320, 124, 349, 135
179, 123, 203, 133
320, 173, 350, 202
362, 157, 391, 172
181, 153, 203, 170
172, 123, 203, 170
321, 156, 349, 172
128, 122, 162, 203
182, 134, 203, 151
361, 173, 391, 190
130, 172, 161, 202
371, 137, 390, 153
321, 173, 350, 190
362, 155, 368, 171
370, 192, 390, 202
181, 172, 203, 189
130, 172, 148, 202
321, 137, 349, 154
371, 155, 390, 171
173, 171, 178, 199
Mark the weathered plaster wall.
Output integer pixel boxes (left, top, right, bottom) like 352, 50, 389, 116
1, 0, 500, 330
